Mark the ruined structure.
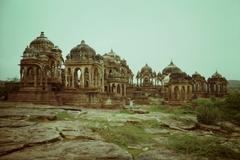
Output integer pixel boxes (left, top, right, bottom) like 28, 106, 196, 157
207, 71, 228, 97
9, 32, 228, 107
161, 61, 192, 105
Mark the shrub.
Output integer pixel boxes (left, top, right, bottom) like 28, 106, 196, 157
196, 105, 221, 125
225, 91, 240, 110
167, 134, 240, 159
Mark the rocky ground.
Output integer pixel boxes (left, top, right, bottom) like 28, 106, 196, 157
0, 101, 240, 160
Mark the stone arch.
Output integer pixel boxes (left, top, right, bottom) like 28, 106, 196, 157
27, 67, 34, 80
187, 85, 191, 99
143, 76, 149, 84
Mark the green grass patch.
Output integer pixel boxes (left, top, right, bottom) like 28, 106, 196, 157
166, 134, 240, 159
192, 98, 214, 107
148, 104, 195, 115
95, 123, 154, 158
119, 108, 134, 114
56, 111, 75, 120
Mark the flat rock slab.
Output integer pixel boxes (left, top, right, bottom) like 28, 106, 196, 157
0, 118, 36, 128
0, 121, 103, 156
0, 124, 61, 156
136, 149, 193, 160
0, 140, 133, 160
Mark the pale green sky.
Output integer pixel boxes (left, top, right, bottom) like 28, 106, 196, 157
0, 0, 239, 80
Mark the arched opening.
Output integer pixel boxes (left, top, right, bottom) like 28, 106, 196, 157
21, 68, 25, 80
174, 86, 180, 100
27, 67, 34, 80
144, 77, 149, 84
67, 68, 72, 87
74, 68, 82, 88
84, 68, 89, 88
36, 67, 41, 86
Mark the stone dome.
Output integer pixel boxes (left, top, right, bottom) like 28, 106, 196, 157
29, 32, 54, 50
162, 61, 182, 75
141, 64, 152, 73
192, 71, 201, 76
69, 40, 96, 60
103, 49, 122, 64
211, 71, 222, 78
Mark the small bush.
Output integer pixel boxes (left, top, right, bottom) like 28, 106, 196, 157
196, 105, 221, 125
225, 91, 240, 110
167, 134, 240, 159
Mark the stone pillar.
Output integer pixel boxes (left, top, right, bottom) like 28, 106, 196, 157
40, 69, 43, 87
109, 83, 111, 93
20, 67, 22, 82
89, 67, 92, 87
120, 83, 122, 96
34, 67, 37, 88
65, 74, 68, 87
81, 67, 85, 88
72, 68, 75, 88
171, 85, 175, 100
45, 71, 48, 91
124, 84, 126, 96
185, 85, 188, 100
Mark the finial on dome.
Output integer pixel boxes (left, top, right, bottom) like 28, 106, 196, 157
110, 48, 113, 53
170, 59, 174, 65
81, 40, 85, 44
40, 31, 45, 37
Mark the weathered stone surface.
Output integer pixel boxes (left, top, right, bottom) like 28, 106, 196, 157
136, 149, 192, 160
0, 118, 36, 128
0, 124, 61, 156
0, 102, 239, 160
129, 109, 149, 114
0, 140, 133, 160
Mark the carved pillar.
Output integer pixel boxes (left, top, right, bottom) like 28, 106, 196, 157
171, 85, 174, 100
40, 69, 43, 87
34, 67, 37, 88
65, 74, 68, 87
120, 83, 122, 96
45, 71, 48, 91
124, 84, 126, 96
82, 67, 85, 88
72, 68, 75, 88
89, 66, 92, 87
109, 83, 111, 93
185, 85, 188, 100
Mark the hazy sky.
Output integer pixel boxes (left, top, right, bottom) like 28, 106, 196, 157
0, 0, 240, 80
